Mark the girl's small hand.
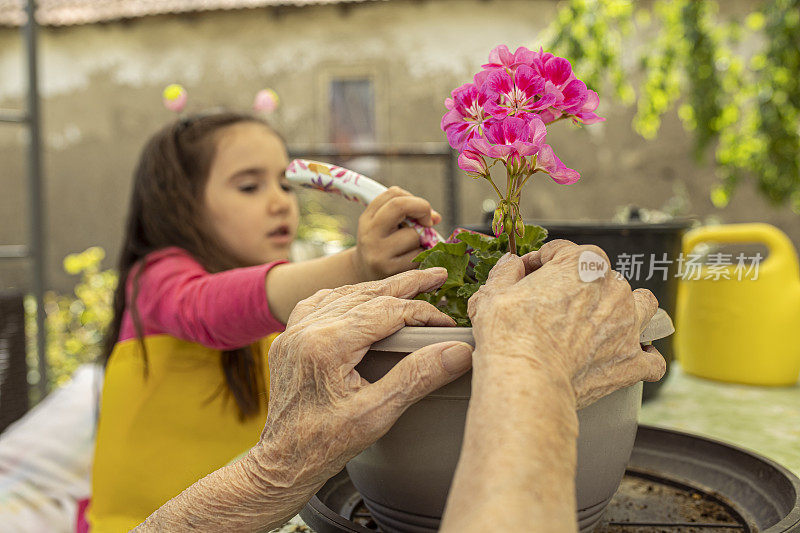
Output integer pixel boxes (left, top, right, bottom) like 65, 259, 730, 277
354, 187, 442, 281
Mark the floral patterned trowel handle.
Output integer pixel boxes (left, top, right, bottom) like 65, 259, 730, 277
286, 159, 445, 248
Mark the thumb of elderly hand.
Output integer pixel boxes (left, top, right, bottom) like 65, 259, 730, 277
358, 341, 473, 419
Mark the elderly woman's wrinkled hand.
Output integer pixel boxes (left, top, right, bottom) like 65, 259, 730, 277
250, 267, 473, 493
468, 239, 666, 409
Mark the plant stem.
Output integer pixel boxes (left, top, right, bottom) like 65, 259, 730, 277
508, 217, 517, 255
519, 171, 535, 189
485, 175, 504, 200
504, 167, 516, 255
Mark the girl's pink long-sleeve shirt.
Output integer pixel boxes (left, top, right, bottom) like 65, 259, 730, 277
119, 247, 287, 348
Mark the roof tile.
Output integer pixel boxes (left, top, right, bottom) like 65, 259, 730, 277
0, 0, 379, 27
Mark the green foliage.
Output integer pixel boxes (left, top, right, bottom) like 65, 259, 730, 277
545, 0, 636, 104
716, 0, 800, 210
296, 197, 356, 247
633, 0, 726, 158
25, 247, 116, 400
412, 227, 547, 326
546, 0, 800, 212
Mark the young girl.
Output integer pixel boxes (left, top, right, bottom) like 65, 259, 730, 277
86, 112, 441, 532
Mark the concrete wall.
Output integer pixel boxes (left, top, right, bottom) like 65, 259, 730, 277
1, 0, 797, 291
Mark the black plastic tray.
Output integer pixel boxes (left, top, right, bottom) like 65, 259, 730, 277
300, 425, 800, 532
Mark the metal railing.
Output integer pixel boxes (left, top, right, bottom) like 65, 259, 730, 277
1, 0, 47, 399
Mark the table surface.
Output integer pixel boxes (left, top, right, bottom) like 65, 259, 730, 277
639, 362, 800, 476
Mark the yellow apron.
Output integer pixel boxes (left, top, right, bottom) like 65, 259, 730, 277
88, 333, 278, 532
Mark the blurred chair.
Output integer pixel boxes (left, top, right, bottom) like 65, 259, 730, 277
0, 291, 29, 434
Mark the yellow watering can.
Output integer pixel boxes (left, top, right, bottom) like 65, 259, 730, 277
676, 223, 800, 385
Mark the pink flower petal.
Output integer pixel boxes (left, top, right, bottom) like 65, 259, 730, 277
452, 83, 479, 114
561, 79, 588, 109
440, 108, 462, 130
531, 47, 554, 76
536, 144, 557, 168
487, 44, 514, 67
573, 111, 605, 125
544, 80, 565, 105
486, 69, 514, 96
571, 90, 604, 124
528, 92, 557, 111
483, 100, 511, 119
536, 144, 580, 184
473, 69, 494, 87
458, 150, 488, 175
551, 166, 580, 184
514, 65, 545, 96
528, 115, 548, 148
538, 108, 562, 124
513, 46, 536, 66
500, 116, 529, 145
582, 89, 600, 111
466, 136, 495, 158
445, 123, 472, 151
483, 45, 538, 71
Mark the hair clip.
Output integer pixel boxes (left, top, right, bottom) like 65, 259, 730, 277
163, 84, 188, 113
253, 88, 279, 114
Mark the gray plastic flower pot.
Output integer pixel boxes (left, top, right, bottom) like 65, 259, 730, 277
346, 315, 672, 533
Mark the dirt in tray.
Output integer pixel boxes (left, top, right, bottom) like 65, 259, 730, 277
594, 475, 747, 533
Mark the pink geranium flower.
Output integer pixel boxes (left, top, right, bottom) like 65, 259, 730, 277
483, 65, 557, 120
468, 115, 547, 161
438, 44, 603, 253
441, 82, 493, 151
529, 47, 605, 125
534, 144, 580, 184
482, 45, 536, 72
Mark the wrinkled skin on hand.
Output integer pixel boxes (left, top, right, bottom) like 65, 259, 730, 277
468, 239, 667, 409
354, 186, 441, 280
253, 267, 472, 494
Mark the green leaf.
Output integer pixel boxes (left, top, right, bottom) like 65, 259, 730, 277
473, 250, 505, 284
413, 241, 468, 263
487, 232, 510, 252
414, 290, 440, 305
438, 289, 469, 324
453, 316, 471, 327
413, 227, 546, 327
455, 231, 495, 252
517, 225, 548, 255
456, 283, 481, 300
419, 250, 470, 291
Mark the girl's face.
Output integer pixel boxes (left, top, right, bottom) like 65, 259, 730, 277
203, 122, 300, 266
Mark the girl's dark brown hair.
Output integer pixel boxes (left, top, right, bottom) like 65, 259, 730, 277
102, 111, 281, 420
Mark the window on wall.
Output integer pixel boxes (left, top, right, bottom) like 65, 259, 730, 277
329, 78, 376, 145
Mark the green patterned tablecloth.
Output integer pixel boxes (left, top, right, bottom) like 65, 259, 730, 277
639, 362, 800, 476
